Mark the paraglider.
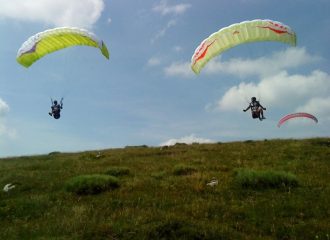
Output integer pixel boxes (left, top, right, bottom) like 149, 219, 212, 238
17, 27, 109, 68
191, 19, 297, 75
243, 97, 266, 121
17, 27, 110, 120
49, 98, 63, 120
278, 113, 318, 127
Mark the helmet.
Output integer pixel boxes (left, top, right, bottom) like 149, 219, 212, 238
251, 97, 256, 101
54, 100, 57, 104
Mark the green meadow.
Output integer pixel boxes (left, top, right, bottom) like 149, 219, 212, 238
1, 138, 329, 240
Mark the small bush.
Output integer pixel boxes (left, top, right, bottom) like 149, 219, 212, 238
104, 167, 130, 176
78, 153, 99, 160
48, 151, 60, 155
174, 142, 187, 147
147, 219, 240, 240
65, 174, 119, 195
193, 159, 203, 165
234, 168, 298, 189
174, 164, 197, 175
151, 171, 166, 180
147, 219, 188, 239
125, 145, 148, 149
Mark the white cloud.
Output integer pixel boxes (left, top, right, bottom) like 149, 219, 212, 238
173, 46, 183, 52
159, 133, 215, 146
147, 57, 161, 67
296, 97, 330, 123
164, 61, 194, 77
0, 0, 105, 29
151, 1, 190, 43
165, 47, 321, 79
153, 0, 191, 15
0, 98, 10, 118
202, 47, 322, 78
0, 125, 18, 141
208, 70, 330, 115
107, 18, 112, 24
151, 20, 177, 43
0, 98, 17, 141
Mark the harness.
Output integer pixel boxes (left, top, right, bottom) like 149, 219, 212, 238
51, 97, 63, 119
251, 101, 260, 111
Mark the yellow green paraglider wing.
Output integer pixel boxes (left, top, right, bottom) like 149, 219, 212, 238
17, 27, 109, 68
191, 19, 297, 75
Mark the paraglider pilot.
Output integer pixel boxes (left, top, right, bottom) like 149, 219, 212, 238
243, 97, 266, 121
49, 98, 63, 119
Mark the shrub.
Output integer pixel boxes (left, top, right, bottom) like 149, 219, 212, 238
125, 145, 148, 149
193, 158, 203, 165
151, 171, 166, 180
234, 168, 298, 189
65, 174, 119, 195
48, 151, 60, 155
174, 142, 187, 147
78, 153, 99, 160
104, 167, 130, 176
147, 219, 240, 240
174, 164, 197, 175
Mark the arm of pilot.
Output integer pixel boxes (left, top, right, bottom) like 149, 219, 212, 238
243, 105, 251, 112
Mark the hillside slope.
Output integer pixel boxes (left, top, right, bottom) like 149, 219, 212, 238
1, 138, 329, 239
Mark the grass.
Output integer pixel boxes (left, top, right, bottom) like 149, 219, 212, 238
0, 138, 329, 239
103, 167, 130, 177
65, 174, 119, 195
234, 168, 299, 189
173, 164, 197, 175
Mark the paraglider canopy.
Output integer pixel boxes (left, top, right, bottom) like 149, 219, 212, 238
191, 19, 297, 75
278, 113, 318, 128
17, 27, 109, 68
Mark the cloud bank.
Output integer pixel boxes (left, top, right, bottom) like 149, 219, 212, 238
164, 47, 322, 78
0, 0, 105, 29
202, 47, 322, 78
209, 70, 330, 112
162, 46, 329, 125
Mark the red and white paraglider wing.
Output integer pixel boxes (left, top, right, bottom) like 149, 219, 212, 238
191, 19, 297, 75
278, 113, 318, 127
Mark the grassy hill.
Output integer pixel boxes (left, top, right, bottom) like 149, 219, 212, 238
1, 138, 329, 240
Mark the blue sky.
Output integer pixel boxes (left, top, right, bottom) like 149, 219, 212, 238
0, 0, 329, 157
